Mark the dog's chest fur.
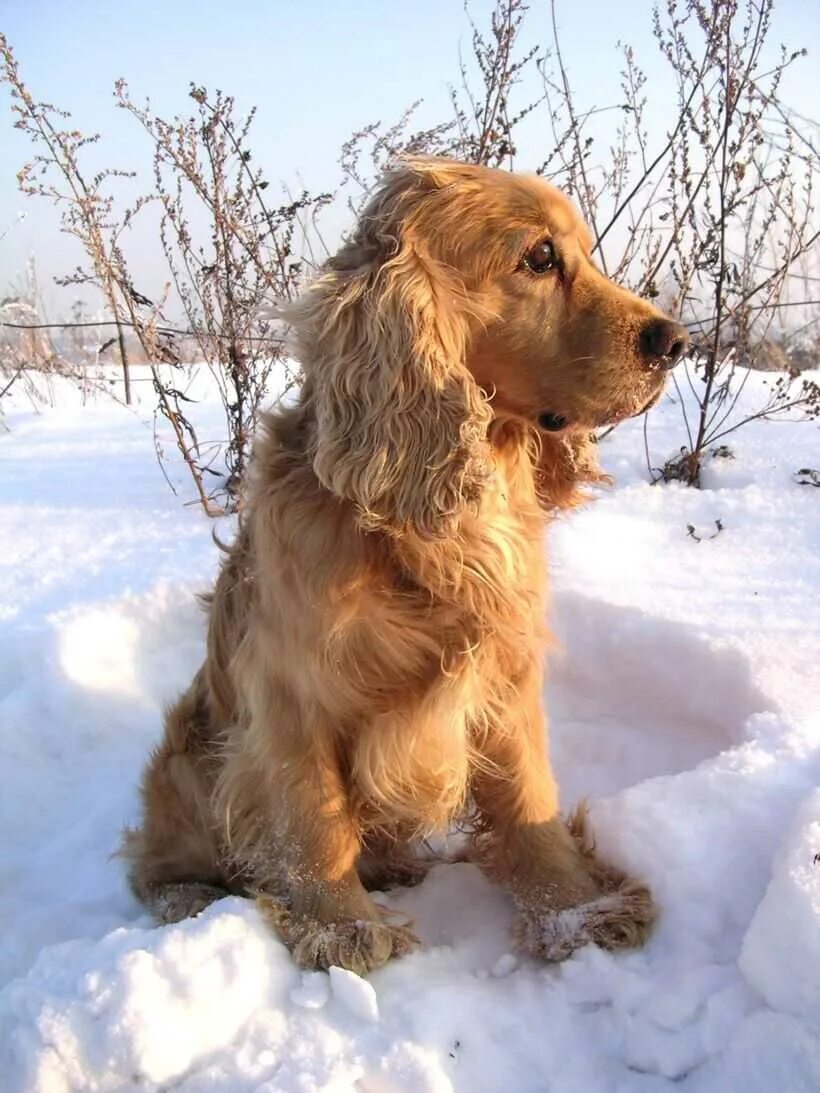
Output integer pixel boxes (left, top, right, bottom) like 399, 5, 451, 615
329, 452, 547, 830
334, 451, 544, 693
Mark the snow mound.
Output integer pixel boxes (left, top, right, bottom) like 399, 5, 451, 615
740, 788, 820, 1032
0, 902, 296, 1091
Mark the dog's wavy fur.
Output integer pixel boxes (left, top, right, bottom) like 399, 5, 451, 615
123, 158, 677, 974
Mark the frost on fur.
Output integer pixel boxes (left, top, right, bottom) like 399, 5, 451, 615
143, 881, 229, 925
515, 887, 657, 961
256, 894, 420, 976
512, 806, 657, 961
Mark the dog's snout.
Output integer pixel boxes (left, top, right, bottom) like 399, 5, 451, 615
639, 318, 689, 370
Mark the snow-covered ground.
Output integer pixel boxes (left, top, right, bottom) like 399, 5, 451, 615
1, 367, 818, 1092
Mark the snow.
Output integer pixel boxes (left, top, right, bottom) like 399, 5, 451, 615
290, 970, 331, 1011
739, 790, 820, 1032
328, 966, 380, 1023
0, 366, 818, 1091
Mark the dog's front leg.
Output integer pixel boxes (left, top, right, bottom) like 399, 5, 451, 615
471, 667, 656, 961
249, 734, 418, 975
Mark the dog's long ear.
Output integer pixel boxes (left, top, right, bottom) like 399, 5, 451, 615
282, 161, 492, 538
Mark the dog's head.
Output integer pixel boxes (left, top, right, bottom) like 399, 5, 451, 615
285, 158, 687, 537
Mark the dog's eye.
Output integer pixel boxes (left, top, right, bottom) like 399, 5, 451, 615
522, 239, 558, 274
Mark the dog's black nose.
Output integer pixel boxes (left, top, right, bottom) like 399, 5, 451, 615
639, 319, 689, 370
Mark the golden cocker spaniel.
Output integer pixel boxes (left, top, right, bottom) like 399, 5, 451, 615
124, 158, 688, 974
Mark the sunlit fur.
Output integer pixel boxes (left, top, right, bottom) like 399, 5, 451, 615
123, 158, 668, 974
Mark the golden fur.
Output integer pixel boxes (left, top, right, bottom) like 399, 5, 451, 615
124, 158, 687, 974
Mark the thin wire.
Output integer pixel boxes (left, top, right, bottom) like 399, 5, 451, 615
4, 299, 817, 340
0, 318, 284, 343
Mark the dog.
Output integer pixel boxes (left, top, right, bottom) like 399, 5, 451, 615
124, 158, 688, 974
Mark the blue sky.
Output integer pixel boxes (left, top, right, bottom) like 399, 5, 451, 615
1, 0, 817, 312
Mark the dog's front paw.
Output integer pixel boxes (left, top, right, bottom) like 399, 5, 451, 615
514, 880, 656, 962
292, 917, 420, 975
256, 895, 419, 975
140, 881, 230, 925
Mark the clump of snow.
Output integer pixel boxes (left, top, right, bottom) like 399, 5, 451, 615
329, 965, 380, 1023
0, 365, 818, 1089
290, 970, 331, 1011
490, 952, 518, 978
